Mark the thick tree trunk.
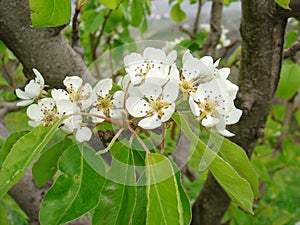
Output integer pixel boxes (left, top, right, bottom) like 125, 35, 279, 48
0, 0, 95, 88
192, 1, 288, 224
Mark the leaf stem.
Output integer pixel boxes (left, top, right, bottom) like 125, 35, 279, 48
96, 128, 124, 155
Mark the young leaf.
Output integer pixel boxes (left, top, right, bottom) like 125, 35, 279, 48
276, 62, 300, 99
130, 0, 144, 27
275, 0, 290, 9
0, 130, 29, 168
0, 118, 64, 200
39, 145, 106, 225
172, 113, 254, 213
171, 4, 186, 23
29, 0, 71, 27
169, 157, 192, 225
98, 0, 121, 9
92, 142, 137, 225
32, 138, 74, 187
146, 153, 184, 225
210, 132, 259, 198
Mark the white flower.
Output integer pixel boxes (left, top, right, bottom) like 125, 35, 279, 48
126, 80, 178, 129
27, 98, 58, 127
124, 47, 179, 85
90, 78, 125, 124
189, 79, 242, 137
51, 76, 92, 110
179, 51, 231, 99
16, 68, 45, 106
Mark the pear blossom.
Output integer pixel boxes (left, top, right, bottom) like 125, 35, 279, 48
51, 76, 92, 110
27, 98, 59, 127
27, 98, 91, 142
124, 47, 179, 85
90, 78, 126, 124
178, 50, 231, 99
16, 68, 46, 106
126, 80, 178, 129
189, 79, 242, 137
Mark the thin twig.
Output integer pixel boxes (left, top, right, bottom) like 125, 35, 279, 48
192, 0, 203, 38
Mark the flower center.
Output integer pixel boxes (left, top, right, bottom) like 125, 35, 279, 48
96, 94, 113, 116
148, 96, 170, 119
178, 78, 195, 100
41, 108, 59, 127
197, 98, 220, 121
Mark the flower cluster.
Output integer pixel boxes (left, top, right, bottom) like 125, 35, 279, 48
16, 47, 242, 142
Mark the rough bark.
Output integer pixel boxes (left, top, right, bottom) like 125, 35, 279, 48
192, 1, 288, 224
0, 0, 95, 88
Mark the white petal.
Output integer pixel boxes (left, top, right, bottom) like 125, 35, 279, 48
76, 127, 92, 142
126, 96, 150, 117
163, 80, 178, 103
168, 66, 180, 81
89, 107, 105, 123
143, 47, 166, 62
217, 128, 235, 137
166, 50, 177, 64
110, 108, 125, 121
202, 115, 219, 127
51, 89, 69, 101
118, 74, 131, 89
81, 99, 92, 110
63, 76, 83, 92
139, 82, 162, 99
17, 99, 34, 106
217, 68, 230, 79
138, 114, 161, 129
199, 56, 214, 77
15, 88, 30, 100
145, 68, 168, 85
214, 58, 221, 67
182, 57, 201, 80
124, 52, 143, 67
27, 104, 43, 120
189, 96, 200, 117
128, 85, 143, 98
39, 98, 56, 110
225, 108, 242, 125
24, 81, 40, 98
161, 104, 175, 122
61, 115, 82, 133
33, 68, 45, 87
93, 78, 112, 98
112, 90, 125, 108
81, 83, 92, 97
56, 99, 78, 115
182, 50, 193, 64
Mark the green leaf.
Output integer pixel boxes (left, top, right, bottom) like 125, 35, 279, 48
82, 11, 104, 33
130, 0, 144, 27
276, 62, 300, 99
172, 113, 254, 213
170, 4, 186, 23
0, 130, 29, 168
0, 118, 64, 200
146, 153, 184, 225
40, 145, 106, 225
92, 142, 137, 225
210, 133, 259, 198
275, 0, 291, 9
0, 203, 10, 225
98, 0, 121, 9
32, 138, 73, 187
169, 158, 192, 225
29, 0, 71, 27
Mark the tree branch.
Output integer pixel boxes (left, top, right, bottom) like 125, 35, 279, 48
201, 0, 223, 56
192, 0, 203, 38
192, 1, 288, 224
0, 0, 96, 88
